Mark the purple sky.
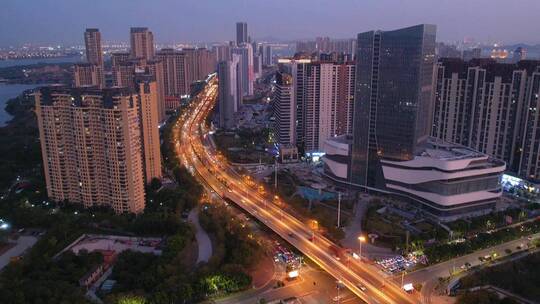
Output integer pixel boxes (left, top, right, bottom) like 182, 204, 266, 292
1, 0, 539, 47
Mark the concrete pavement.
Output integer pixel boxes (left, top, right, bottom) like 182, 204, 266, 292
0, 235, 38, 270
188, 208, 212, 263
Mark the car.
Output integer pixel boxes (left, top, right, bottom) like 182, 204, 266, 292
332, 295, 346, 302
357, 284, 367, 292
288, 232, 295, 238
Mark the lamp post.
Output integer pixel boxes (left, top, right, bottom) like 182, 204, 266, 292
312, 220, 318, 241
358, 235, 366, 261
337, 192, 342, 228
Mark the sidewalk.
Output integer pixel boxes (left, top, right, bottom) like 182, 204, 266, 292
188, 209, 212, 263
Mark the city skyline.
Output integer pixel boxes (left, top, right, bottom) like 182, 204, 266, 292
2, 0, 540, 47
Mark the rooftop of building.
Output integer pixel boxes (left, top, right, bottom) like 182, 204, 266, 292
439, 57, 540, 81
130, 27, 149, 33
417, 138, 487, 161
38, 85, 134, 108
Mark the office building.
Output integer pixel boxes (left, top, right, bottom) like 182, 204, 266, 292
35, 86, 147, 214
351, 24, 437, 183
130, 27, 155, 60
253, 53, 262, 79
217, 55, 241, 129
236, 22, 248, 45
263, 44, 273, 66
232, 44, 254, 96
327, 24, 507, 220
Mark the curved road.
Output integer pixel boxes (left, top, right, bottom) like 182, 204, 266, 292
172, 76, 419, 304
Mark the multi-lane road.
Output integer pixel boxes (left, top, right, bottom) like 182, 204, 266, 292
172, 77, 419, 304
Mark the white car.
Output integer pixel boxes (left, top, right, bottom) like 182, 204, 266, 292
357, 284, 367, 292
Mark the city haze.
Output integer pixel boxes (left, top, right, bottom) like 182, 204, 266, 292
1, 0, 540, 46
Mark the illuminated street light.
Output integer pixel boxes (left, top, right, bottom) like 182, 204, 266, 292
358, 235, 366, 261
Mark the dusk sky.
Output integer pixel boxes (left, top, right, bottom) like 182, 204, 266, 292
1, 0, 539, 47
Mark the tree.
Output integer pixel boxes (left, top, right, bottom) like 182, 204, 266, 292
149, 178, 162, 191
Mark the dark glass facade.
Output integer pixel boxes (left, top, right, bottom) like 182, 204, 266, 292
350, 24, 437, 187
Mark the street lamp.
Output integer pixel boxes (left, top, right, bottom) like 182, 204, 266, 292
358, 235, 366, 261
311, 220, 318, 241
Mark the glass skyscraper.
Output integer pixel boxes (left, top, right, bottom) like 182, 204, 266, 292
350, 24, 437, 187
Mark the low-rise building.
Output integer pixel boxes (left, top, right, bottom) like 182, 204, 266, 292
322, 136, 506, 221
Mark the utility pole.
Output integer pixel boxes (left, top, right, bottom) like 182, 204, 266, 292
274, 158, 278, 190
337, 192, 342, 228
337, 280, 341, 304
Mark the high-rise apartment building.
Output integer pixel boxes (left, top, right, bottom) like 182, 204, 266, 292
296, 38, 356, 57
135, 77, 162, 183
432, 58, 540, 180
273, 71, 295, 145
111, 52, 130, 66
217, 55, 242, 129
145, 59, 166, 120
236, 22, 248, 45
84, 28, 103, 66
35, 87, 147, 213
183, 48, 216, 86
156, 48, 189, 100
213, 44, 231, 63
75, 29, 104, 88
277, 57, 355, 151
73, 63, 104, 89
232, 44, 254, 96
112, 61, 136, 90
517, 66, 540, 180
130, 27, 155, 60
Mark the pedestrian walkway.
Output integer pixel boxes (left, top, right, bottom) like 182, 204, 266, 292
0, 236, 38, 270
188, 209, 212, 263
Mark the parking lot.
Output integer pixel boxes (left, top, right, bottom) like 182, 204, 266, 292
376, 253, 427, 274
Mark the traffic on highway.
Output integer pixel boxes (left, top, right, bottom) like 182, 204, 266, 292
172, 76, 420, 304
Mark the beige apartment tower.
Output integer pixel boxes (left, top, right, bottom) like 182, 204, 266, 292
73, 63, 104, 89
35, 86, 147, 214
136, 78, 162, 183
130, 27, 155, 60
84, 28, 103, 66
